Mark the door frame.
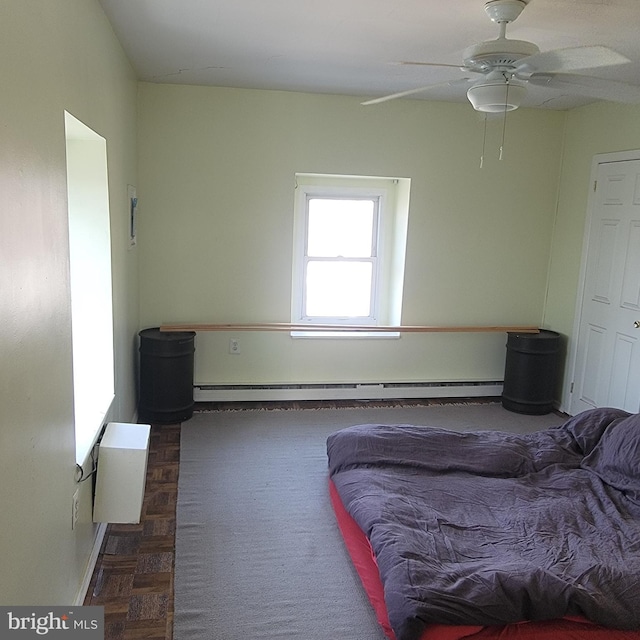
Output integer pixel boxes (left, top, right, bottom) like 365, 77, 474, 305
566, 148, 640, 416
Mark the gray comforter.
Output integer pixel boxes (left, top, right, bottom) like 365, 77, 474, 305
327, 407, 640, 640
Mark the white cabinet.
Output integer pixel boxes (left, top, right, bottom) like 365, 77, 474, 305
93, 422, 151, 524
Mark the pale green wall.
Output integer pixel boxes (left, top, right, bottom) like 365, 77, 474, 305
0, 1, 138, 603
544, 102, 640, 411
138, 83, 565, 386
3, 0, 639, 608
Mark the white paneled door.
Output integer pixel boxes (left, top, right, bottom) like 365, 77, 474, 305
571, 157, 640, 415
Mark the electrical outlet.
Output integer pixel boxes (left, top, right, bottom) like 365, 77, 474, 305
72, 489, 80, 530
229, 338, 241, 355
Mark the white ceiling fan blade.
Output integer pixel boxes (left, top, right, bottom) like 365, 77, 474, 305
362, 85, 443, 105
399, 61, 466, 70
361, 78, 471, 106
529, 73, 640, 105
516, 45, 630, 76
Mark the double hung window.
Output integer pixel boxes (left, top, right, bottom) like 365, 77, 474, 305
304, 194, 380, 323
292, 174, 410, 335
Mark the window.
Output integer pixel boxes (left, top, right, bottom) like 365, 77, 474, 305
292, 174, 410, 336
64, 112, 115, 465
305, 195, 379, 322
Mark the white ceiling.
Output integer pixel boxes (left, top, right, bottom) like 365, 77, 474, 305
98, 0, 640, 110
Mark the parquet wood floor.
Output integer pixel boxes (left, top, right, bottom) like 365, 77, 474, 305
84, 422, 180, 640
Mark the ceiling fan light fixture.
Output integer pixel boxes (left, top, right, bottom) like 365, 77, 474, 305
467, 76, 526, 112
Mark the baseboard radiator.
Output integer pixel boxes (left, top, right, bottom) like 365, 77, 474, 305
194, 381, 503, 402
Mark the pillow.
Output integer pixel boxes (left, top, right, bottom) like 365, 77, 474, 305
581, 411, 640, 496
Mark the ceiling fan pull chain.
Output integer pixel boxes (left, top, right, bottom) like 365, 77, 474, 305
480, 114, 488, 168
499, 80, 510, 160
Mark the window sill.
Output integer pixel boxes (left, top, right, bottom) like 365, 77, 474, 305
290, 330, 400, 339
75, 392, 115, 466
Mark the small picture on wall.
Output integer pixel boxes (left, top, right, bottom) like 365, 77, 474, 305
128, 184, 138, 248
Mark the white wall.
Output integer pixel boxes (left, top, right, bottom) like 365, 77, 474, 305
138, 83, 566, 387
0, 1, 138, 604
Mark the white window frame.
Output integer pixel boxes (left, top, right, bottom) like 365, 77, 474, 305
291, 174, 410, 338
301, 190, 382, 325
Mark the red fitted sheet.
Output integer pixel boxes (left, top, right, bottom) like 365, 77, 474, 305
329, 478, 640, 640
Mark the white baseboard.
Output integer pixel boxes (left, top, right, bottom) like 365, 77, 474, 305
74, 522, 107, 606
195, 381, 503, 402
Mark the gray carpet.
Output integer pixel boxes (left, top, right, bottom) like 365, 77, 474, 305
174, 403, 564, 640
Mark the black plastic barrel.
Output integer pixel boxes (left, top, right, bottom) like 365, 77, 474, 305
138, 328, 196, 423
502, 329, 560, 415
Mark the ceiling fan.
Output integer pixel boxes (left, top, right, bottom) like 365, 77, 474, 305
363, 0, 640, 112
